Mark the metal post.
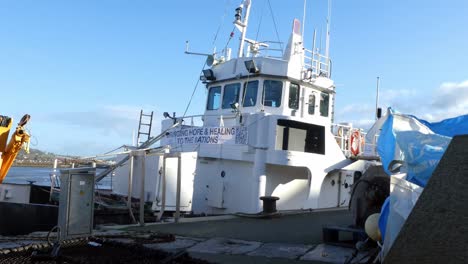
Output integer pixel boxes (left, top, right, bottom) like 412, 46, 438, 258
139, 152, 146, 226
252, 114, 267, 213
300, 87, 305, 118
127, 154, 136, 223
337, 172, 341, 207
237, 0, 252, 58
325, 0, 332, 66
49, 159, 58, 202
175, 154, 182, 223
312, 29, 317, 76
302, 0, 307, 39
376, 77, 380, 120
156, 157, 166, 221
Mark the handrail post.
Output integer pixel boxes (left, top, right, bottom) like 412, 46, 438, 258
175, 153, 182, 223
127, 153, 136, 224
139, 151, 146, 226
156, 156, 166, 222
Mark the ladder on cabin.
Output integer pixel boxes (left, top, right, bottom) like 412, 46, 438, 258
137, 110, 154, 147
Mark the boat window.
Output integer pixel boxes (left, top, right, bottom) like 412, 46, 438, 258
308, 94, 316, 115
243, 81, 258, 107
276, 119, 325, 154
320, 92, 329, 117
262, 80, 283, 107
222, 83, 241, 109
206, 86, 221, 110
288, 83, 300, 110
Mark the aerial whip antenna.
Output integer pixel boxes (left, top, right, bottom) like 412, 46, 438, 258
302, 0, 307, 39
375, 77, 381, 120
325, 0, 332, 61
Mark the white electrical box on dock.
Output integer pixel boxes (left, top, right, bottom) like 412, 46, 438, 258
58, 168, 95, 241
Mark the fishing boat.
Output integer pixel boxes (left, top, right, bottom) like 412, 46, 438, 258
105, 0, 385, 220
3, 1, 467, 263
0, 0, 391, 245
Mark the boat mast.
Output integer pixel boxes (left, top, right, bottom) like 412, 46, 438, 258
302, 0, 307, 39
236, 0, 252, 58
325, 0, 331, 65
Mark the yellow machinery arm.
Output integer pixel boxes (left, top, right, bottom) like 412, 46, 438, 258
0, 114, 31, 184
0, 116, 13, 153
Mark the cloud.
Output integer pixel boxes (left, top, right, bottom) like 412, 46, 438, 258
336, 80, 468, 128
335, 103, 376, 129
48, 104, 160, 136
34, 104, 162, 155
380, 89, 418, 102
378, 80, 468, 121
432, 80, 468, 109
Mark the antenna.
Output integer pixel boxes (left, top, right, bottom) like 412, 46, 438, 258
302, 0, 307, 39
312, 28, 316, 75
319, 28, 322, 54
185, 41, 211, 56
375, 77, 380, 120
312, 28, 316, 53
185, 41, 217, 66
325, 0, 332, 60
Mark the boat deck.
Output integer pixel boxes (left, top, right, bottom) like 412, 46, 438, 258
114, 209, 369, 263
125, 209, 352, 244
1, 209, 371, 263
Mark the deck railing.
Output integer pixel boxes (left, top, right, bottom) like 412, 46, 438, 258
303, 49, 330, 79
332, 124, 378, 158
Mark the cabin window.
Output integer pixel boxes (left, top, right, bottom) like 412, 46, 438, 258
206, 86, 221, 110
320, 92, 329, 117
288, 83, 300, 110
262, 80, 283, 107
243, 81, 258, 107
275, 119, 325, 154
308, 94, 316, 115
222, 83, 241, 109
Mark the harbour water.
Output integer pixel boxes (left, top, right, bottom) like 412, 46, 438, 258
5, 166, 112, 189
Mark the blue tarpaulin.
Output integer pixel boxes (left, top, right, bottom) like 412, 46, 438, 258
376, 109, 468, 187
415, 114, 468, 137
377, 109, 468, 243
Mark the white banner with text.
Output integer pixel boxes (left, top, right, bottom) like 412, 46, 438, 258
166, 126, 248, 145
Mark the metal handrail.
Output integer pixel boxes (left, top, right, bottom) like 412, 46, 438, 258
95, 121, 182, 182
332, 123, 381, 158
332, 124, 368, 157
303, 48, 330, 79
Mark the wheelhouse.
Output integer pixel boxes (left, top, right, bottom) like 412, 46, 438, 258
204, 77, 332, 126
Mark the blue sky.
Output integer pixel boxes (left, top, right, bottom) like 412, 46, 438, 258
1, 0, 467, 155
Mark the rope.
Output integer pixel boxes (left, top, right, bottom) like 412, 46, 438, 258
254, 0, 267, 42
46, 226, 61, 245
175, 61, 207, 152
267, 0, 283, 52
224, 27, 237, 52
182, 61, 207, 118
212, 0, 231, 45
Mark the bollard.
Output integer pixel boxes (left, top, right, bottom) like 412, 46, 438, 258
260, 196, 280, 214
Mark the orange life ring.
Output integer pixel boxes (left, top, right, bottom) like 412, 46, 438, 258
350, 130, 361, 156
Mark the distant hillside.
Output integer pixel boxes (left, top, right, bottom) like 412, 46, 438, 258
11, 148, 58, 167
12, 148, 113, 168
17, 148, 58, 161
